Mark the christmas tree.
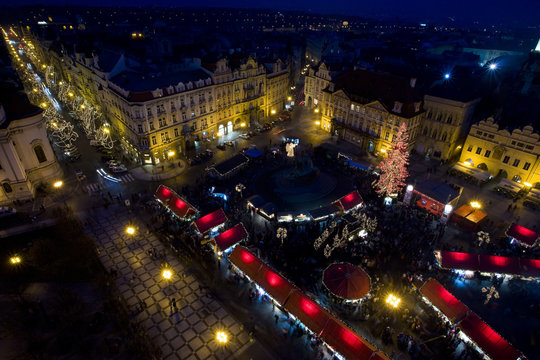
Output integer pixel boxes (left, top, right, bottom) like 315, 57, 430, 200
374, 122, 410, 197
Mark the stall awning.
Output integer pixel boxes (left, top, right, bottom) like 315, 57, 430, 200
213, 223, 248, 252
479, 255, 521, 275
519, 258, 540, 277
212, 154, 249, 176
335, 190, 363, 212
169, 195, 197, 219
193, 208, 227, 234
437, 251, 480, 271
244, 148, 263, 158
254, 266, 295, 305
310, 204, 341, 221
228, 246, 263, 280
283, 290, 331, 335
155, 184, 174, 204
419, 279, 469, 322
458, 313, 523, 360
465, 210, 487, 224
320, 318, 387, 360
506, 223, 539, 246
246, 195, 266, 209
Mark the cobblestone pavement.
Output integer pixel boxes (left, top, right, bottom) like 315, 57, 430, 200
84, 208, 253, 360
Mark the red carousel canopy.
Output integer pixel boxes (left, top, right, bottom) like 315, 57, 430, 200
323, 263, 370, 300
228, 246, 263, 281
283, 290, 331, 335
335, 190, 363, 212
458, 313, 523, 360
420, 279, 469, 322
320, 318, 388, 360
193, 208, 227, 234
155, 184, 174, 204
213, 223, 248, 252
506, 223, 539, 246
438, 251, 480, 271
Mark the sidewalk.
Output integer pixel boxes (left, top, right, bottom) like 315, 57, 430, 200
131, 160, 187, 181
83, 206, 252, 360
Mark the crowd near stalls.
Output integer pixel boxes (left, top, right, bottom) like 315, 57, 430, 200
146, 143, 536, 360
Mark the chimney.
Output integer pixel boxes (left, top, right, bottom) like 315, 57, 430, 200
410, 78, 417, 88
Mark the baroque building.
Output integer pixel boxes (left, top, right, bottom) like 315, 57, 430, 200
416, 88, 480, 161
0, 83, 62, 205
459, 117, 540, 186
318, 70, 424, 154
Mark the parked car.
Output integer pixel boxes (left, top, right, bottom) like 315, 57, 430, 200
110, 165, 127, 173
64, 146, 80, 161
262, 123, 272, 131
239, 133, 250, 140
216, 144, 226, 151
0, 206, 17, 217
224, 141, 234, 147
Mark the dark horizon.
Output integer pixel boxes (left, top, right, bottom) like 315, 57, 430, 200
4, 0, 540, 26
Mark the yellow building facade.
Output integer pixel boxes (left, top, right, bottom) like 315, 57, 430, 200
459, 117, 540, 186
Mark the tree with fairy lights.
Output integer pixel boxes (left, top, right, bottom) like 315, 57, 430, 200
373, 122, 410, 198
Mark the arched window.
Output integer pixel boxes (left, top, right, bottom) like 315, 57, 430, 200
2, 182, 12, 193
432, 130, 438, 139
441, 132, 448, 142
34, 145, 47, 163
447, 115, 453, 124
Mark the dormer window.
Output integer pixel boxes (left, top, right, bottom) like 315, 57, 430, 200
187, 82, 193, 90
414, 102, 421, 113
176, 83, 185, 92
392, 101, 403, 113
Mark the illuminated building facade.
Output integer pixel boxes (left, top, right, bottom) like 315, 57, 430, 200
459, 117, 540, 186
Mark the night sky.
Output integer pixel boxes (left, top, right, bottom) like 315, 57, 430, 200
8, 0, 540, 25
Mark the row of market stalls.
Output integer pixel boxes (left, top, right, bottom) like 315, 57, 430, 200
418, 278, 524, 360
155, 185, 198, 220
435, 250, 540, 279
448, 162, 493, 186
229, 246, 387, 360
246, 190, 364, 223
154, 186, 249, 253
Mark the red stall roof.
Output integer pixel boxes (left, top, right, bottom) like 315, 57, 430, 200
507, 223, 539, 246
335, 191, 363, 212
228, 246, 263, 280
320, 318, 387, 360
254, 266, 295, 305
458, 313, 523, 360
155, 185, 174, 204
283, 290, 331, 335
438, 251, 480, 271
169, 195, 197, 219
323, 263, 370, 300
420, 279, 469, 321
193, 208, 228, 234
520, 258, 540, 278
213, 223, 248, 252
478, 255, 521, 275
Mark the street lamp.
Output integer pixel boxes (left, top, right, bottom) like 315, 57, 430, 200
315, 121, 320, 125
470, 201, 481, 209
271, 109, 276, 115
103, 127, 110, 134
216, 331, 228, 344
68, 92, 74, 97
287, 96, 292, 101
386, 294, 401, 308
162, 268, 172, 280
40, 102, 47, 108
9, 256, 21, 265
167, 150, 175, 157
125, 226, 136, 235
53, 180, 63, 189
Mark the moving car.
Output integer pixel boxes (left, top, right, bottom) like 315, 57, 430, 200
0, 206, 17, 218
239, 133, 250, 140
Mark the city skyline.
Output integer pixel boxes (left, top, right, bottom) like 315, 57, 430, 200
6, 0, 540, 25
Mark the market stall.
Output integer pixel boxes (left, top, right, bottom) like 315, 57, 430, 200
450, 204, 487, 231
213, 223, 248, 252
419, 278, 469, 322
193, 208, 228, 234
506, 223, 539, 247
334, 190, 363, 213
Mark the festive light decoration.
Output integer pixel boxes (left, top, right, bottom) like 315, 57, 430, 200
373, 122, 410, 197
276, 227, 287, 245
476, 231, 491, 246
481, 286, 499, 305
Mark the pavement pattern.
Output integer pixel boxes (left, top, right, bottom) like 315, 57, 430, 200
84, 207, 252, 360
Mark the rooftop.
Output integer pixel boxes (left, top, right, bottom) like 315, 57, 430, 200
110, 68, 211, 93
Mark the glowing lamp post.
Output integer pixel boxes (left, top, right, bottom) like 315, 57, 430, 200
10, 256, 21, 265
216, 331, 228, 344
167, 150, 175, 158
470, 201, 481, 210
314, 108, 319, 113
271, 109, 276, 115
386, 294, 401, 308
125, 226, 135, 236
162, 269, 173, 280
53, 180, 63, 189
